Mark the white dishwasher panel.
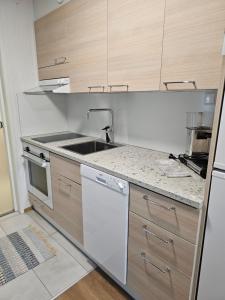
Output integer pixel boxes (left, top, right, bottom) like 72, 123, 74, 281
81, 164, 129, 285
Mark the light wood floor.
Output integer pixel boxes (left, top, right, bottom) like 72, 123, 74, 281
57, 268, 132, 300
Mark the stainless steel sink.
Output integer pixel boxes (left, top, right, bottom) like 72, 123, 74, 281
61, 141, 118, 155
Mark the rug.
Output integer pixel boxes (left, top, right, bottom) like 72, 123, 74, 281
0, 226, 56, 286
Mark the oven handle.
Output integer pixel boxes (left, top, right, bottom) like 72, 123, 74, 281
22, 154, 49, 168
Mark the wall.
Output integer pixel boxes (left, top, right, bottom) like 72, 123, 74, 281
17, 94, 68, 136
0, 0, 68, 211
33, 0, 71, 20
67, 92, 215, 154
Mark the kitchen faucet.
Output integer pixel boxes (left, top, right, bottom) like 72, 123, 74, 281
87, 108, 114, 143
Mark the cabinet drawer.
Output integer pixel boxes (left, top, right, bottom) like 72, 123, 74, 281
127, 245, 190, 300
129, 212, 195, 277
52, 175, 83, 245
29, 192, 54, 220
130, 184, 200, 243
50, 153, 81, 184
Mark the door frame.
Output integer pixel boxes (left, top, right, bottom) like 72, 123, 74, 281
0, 59, 18, 213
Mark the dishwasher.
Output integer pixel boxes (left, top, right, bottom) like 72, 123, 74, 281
81, 164, 129, 285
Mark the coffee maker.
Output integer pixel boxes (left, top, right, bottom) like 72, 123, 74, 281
185, 112, 212, 156
186, 127, 212, 156
180, 112, 212, 178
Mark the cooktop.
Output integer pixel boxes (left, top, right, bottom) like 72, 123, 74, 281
32, 132, 85, 144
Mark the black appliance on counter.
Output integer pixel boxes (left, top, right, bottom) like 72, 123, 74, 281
169, 152, 208, 179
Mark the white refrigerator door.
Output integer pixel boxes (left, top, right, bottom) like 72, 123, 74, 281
214, 94, 225, 171
198, 171, 225, 300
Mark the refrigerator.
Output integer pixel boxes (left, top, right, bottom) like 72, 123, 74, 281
197, 91, 225, 300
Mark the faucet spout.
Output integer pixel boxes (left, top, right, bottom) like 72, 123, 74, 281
86, 108, 114, 143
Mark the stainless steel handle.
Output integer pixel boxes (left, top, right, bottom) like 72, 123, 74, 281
143, 195, 176, 211
58, 178, 72, 191
140, 252, 170, 274
108, 84, 129, 92
58, 178, 71, 186
39, 56, 69, 69
143, 225, 173, 244
163, 81, 196, 90
22, 154, 48, 168
88, 86, 105, 93
54, 56, 67, 65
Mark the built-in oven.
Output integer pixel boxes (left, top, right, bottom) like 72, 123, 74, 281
22, 143, 53, 209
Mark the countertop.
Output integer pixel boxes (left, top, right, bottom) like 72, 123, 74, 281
21, 132, 206, 209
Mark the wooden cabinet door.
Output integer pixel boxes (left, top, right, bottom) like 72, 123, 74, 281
66, 0, 108, 93
52, 175, 83, 245
35, 4, 71, 80
108, 0, 165, 92
50, 153, 83, 245
160, 0, 225, 90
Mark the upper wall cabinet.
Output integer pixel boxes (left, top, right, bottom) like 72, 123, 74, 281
108, 0, 165, 92
35, 6, 71, 80
34, 0, 225, 92
67, 0, 108, 93
160, 0, 225, 90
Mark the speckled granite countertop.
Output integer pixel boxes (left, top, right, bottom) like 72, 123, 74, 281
21, 132, 205, 209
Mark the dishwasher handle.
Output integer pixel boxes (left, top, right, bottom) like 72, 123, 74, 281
81, 164, 129, 195
96, 176, 107, 186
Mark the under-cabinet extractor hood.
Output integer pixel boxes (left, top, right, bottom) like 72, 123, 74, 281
24, 78, 70, 95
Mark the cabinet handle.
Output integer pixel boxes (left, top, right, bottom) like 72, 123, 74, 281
140, 252, 170, 274
163, 81, 197, 90
108, 84, 129, 92
142, 225, 173, 244
88, 86, 105, 93
54, 56, 67, 65
39, 57, 69, 70
58, 178, 72, 190
143, 195, 176, 211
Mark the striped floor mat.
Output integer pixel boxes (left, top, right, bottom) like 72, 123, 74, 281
0, 226, 56, 286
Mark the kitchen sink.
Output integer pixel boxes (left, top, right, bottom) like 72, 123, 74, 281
61, 141, 118, 155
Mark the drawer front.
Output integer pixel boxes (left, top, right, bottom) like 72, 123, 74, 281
129, 212, 195, 277
127, 245, 190, 300
130, 184, 200, 243
52, 175, 83, 245
50, 153, 81, 184
29, 192, 54, 220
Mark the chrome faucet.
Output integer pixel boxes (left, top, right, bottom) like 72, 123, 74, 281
87, 108, 114, 143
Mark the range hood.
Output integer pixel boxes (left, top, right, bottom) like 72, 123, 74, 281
24, 78, 70, 95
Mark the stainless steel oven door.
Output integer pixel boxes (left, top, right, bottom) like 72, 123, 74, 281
23, 152, 53, 209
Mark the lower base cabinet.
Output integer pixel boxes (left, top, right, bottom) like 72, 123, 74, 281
127, 250, 190, 300
127, 185, 199, 300
50, 153, 83, 245
52, 174, 83, 245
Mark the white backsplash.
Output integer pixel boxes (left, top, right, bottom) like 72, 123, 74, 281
66, 91, 215, 154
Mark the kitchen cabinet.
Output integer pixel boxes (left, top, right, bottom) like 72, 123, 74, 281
34, 5, 71, 80
108, 0, 165, 92
29, 192, 55, 220
130, 184, 201, 243
34, 0, 225, 92
160, 0, 225, 90
127, 184, 200, 300
67, 0, 108, 93
50, 153, 83, 245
